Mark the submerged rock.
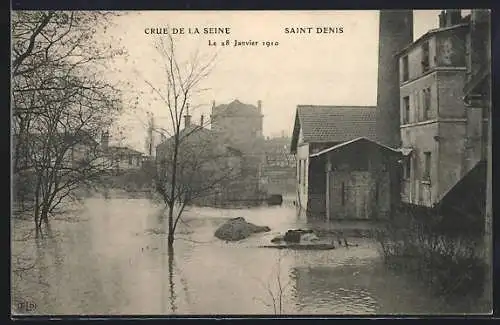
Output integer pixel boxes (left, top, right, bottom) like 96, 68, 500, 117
301, 232, 319, 242
270, 235, 284, 243
283, 229, 314, 243
214, 217, 271, 241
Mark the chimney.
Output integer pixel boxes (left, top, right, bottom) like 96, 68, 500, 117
257, 100, 262, 114
184, 103, 191, 128
439, 10, 446, 28
446, 9, 462, 27
470, 10, 491, 86
200, 114, 204, 126
376, 10, 413, 148
101, 131, 109, 151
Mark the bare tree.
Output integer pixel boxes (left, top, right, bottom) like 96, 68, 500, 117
140, 33, 243, 249
155, 119, 242, 248
253, 251, 292, 314
11, 11, 126, 236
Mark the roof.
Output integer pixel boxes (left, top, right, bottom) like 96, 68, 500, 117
156, 125, 243, 156
213, 99, 261, 117
290, 105, 377, 153
310, 137, 401, 158
107, 146, 143, 156
395, 23, 469, 58
435, 160, 486, 212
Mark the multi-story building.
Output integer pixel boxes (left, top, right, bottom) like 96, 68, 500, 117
210, 99, 265, 198
396, 9, 486, 208
155, 113, 243, 206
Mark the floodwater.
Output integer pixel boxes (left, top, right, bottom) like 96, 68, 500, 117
11, 196, 478, 315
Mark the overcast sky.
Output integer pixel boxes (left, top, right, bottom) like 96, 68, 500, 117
102, 10, 471, 152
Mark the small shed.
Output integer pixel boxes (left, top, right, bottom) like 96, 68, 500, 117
310, 137, 402, 221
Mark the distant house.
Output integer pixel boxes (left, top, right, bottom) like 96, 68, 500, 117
156, 113, 244, 207
98, 132, 144, 174
106, 146, 143, 172
290, 105, 378, 218
260, 136, 296, 195
210, 99, 265, 198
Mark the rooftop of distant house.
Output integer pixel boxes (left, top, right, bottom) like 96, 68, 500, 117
290, 105, 377, 154
106, 146, 143, 156
212, 99, 262, 117
155, 124, 243, 156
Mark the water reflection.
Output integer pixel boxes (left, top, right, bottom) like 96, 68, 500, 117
290, 265, 379, 314
11, 197, 477, 315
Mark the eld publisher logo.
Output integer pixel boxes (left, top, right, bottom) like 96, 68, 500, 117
15, 299, 37, 314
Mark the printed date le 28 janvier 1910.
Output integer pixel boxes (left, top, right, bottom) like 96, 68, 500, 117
208, 39, 279, 47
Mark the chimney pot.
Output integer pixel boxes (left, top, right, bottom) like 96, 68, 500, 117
257, 100, 262, 114
200, 114, 204, 126
439, 10, 446, 28
446, 9, 462, 26
184, 115, 191, 128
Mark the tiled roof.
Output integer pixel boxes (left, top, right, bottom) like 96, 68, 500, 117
290, 105, 377, 153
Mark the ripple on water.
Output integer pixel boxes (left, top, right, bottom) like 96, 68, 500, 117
11, 197, 480, 315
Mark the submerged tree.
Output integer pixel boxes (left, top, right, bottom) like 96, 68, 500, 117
11, 11, 126, 236
141, 32, 242, 249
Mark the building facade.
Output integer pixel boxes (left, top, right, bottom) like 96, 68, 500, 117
310, 138, 401, 221
260, 136, 296, 195
210, 99, 265, 198
290, 105, 377, 218
396, 10, 486, 207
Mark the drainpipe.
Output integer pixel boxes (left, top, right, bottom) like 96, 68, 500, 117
326, 156, 332, 223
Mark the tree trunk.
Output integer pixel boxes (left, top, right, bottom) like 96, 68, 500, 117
34, 178, 41, 238
167, 203, 175, 248
167, 245, 177, 313
167, 136, 180, 249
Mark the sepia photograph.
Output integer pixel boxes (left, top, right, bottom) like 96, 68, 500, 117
11, 9, 492, 316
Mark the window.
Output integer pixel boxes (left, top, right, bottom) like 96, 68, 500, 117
423, 152, 431, 181
375, 182, 379, 204
422, 41, 430, 72
302, 161, 306, 190
402, 56, 409, 81
341, 182, 346, 206
423, 88, 431, 120
402, 96, 410, 124
298, 160, 302, 184
403, 159, 411, 179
